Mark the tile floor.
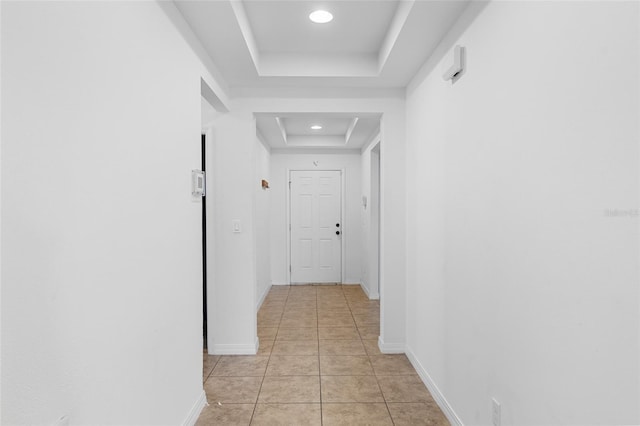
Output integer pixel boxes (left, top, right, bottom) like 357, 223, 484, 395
198, 284, 449, 425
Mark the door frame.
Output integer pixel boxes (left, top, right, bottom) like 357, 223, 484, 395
286, 168, 346, 285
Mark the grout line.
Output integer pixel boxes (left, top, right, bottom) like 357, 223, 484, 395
249, 285, 289, 425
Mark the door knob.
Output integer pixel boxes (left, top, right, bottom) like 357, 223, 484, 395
336, 231, 340, 235
336, 223, 340, 227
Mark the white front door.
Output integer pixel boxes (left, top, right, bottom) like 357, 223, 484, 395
290, 170, 342, 283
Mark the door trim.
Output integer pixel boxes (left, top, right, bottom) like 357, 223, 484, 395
286, 168, 346, 285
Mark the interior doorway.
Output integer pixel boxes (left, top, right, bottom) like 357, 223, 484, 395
289, 170, 343, 284
201, 134, 208, 349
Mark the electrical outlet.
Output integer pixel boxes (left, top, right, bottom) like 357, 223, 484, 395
491, 398, 501, 426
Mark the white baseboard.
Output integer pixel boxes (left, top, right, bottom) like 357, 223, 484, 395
182, 390, 207, 426
405, 347, 463, 426
271, 282, 289, 286
377, 336, 405, 354
210, 340, 258, 355
257, 283, 272, 310
359, 282, 379, 300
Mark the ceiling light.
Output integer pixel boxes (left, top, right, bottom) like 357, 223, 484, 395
309, 10, 333, 24
310, 125, 322, 130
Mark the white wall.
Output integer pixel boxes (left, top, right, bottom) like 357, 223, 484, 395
270, 152, 362, 285
360, 135, 381, 299
1, 2, 225, 424
405, 1, 640, 425
207, 104, 258, 355
255, 136, 272, 307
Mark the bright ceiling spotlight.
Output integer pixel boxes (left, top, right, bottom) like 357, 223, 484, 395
309, 10, 333, 24
310, 125, 323, 130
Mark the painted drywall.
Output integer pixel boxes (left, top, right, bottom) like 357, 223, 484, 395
270, 152, 362, 285
255, 136, 272, 308
1, 2, 225, 424
405, 1, 639, 425
206, 104, 258, 355
360, 135, 381, 299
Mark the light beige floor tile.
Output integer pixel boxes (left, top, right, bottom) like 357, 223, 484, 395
319, 339, 366, 356
212, 356, 269, 377
317, 307, 351, 315
276, 327, 318, 341
281, 312, 317, 322
318, 314, 355, 327
318, 327, 360, 340
251, 403, 321, 426
258, 376, 320, 403
195, 403, 254, 426
321, 403, 393, 426
257, 339, 274, 356
376, 375, 434, 403
271, 340, 319, 355
286, 295, 316, 302
280, 316, 318, 328
320, 355, 373, 375
388, 402, 450, 426
350, 307, 380, 316
353, 314, 380, 327
387, 402, 451, 426
203, 354, 220, 380
264, 295, 288, 303
204, 376, 263, 404
362, 339, 383, 356
258, 327, 278, 341
282, 306, 316, 314
258, 318, 281, 328
261, 302, 286, 311
266, 355, 319, 376
370, 355, 417, 376
259, 307, 284, 316
357, 326, 380, 340
348, 300, 380, 310
203, 354, 220, 370
284, 299, 317, 310
321, 376, 384, 402
269, 286, 291, 293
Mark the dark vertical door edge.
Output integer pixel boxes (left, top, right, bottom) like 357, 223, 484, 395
201, 134, 208, 350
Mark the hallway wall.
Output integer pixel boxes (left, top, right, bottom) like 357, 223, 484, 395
360, 135, 381, 299
1, 2, 225, 424
405, 1, 639, 425
255, 135, 272, 307
269, 152, 362, 285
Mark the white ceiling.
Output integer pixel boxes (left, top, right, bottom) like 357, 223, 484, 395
182, 0, 469, 148
175, 0, 470, 90
256, 113, 381, 151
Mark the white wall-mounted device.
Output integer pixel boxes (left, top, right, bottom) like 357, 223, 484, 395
442, 45, 465, 82
192, 170, 205, 197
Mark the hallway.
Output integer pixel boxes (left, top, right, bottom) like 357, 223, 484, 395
198, 285, 448, 425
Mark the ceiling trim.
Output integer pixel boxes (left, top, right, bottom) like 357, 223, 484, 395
345, 117, 359, 145
271, 148, 362, 155
230, 0, 261, 74
378, 0, 415, 71
231, 86, 406, 99
274, 117, 288, 145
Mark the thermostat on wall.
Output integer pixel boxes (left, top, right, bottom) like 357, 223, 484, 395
192, 170, 205, 197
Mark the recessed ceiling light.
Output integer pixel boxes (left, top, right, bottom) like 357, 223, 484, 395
309, 10, 333, 24
310, 125, 322, 130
